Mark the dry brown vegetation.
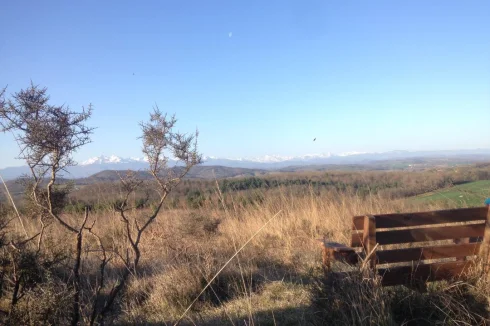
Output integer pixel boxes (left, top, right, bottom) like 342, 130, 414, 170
3, 187, 490, 325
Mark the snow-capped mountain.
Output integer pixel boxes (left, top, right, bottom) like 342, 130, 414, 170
77, 152, 361, 166
72, 149, 490, 169
1, 149, 490, 180
81, 155, 123, 165
80, 155, 149, 165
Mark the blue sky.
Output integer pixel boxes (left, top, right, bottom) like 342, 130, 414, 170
1, 0, 489, 168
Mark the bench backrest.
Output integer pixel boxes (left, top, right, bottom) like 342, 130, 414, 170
350, 207, 490, 286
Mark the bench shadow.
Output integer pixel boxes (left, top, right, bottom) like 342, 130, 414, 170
109, 265, 489, 325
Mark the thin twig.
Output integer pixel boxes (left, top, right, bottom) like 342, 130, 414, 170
0, 174, 28, 237
361, 243, 379, 271
213, 170, 229, 217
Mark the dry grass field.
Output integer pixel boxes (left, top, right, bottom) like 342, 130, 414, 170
4, 185, 489, 325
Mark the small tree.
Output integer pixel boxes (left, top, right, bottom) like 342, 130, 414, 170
0, 83, 94, 324
95, 108, 202, 322
0, 83, 93, 231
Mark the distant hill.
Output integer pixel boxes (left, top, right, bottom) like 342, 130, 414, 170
0, 165, 268, 203
76, 166, 267, 184
277, 158, 486, 172
2, 149, 490, 180
0, 165, 267, 191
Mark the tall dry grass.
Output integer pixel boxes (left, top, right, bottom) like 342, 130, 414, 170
4, 187, 490, 325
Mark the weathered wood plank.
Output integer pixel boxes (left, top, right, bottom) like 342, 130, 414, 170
351, 223, 485, 247
379, 261, 473, 286
323, 242, 354, 251
376, 243, 480, 264
321, 241, 358, 268
353, 207, 487, 230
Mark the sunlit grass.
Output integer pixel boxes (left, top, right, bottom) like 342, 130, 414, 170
414, 180, 490, 207
5, 186, 490, 325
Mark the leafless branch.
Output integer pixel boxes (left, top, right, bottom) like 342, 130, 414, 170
96, 108, 202, 323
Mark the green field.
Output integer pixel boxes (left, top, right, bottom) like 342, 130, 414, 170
415, 180, 490, 207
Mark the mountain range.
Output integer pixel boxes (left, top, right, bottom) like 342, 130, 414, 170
1, 149, 490, 180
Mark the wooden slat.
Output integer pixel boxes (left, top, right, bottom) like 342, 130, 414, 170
353, 207, 487, 230
321, 242, 358, 268
322, 242, 354, 251
351, 223, 485, 247
376, 243, 481, 264
379, 261, 473, 286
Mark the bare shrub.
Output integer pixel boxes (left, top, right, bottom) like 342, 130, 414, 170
94, 108, 202, 323
0, 85, 202, 325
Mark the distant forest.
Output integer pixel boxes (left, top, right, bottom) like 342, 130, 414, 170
33, 162, 488, 213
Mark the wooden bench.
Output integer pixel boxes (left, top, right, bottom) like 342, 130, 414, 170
320, 206, 490, 287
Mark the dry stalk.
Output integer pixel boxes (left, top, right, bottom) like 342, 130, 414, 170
0, 174, 27, 237
174, 210, 283, 326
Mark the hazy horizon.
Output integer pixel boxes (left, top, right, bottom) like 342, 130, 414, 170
2, 147, 490, 169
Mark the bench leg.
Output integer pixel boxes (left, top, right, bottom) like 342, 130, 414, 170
322, 247, 332, 276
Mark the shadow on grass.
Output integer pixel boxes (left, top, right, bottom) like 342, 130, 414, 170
109, 269, 490, 326
312, 269, 489, 326
110, 258, 319, 325
87, 256, 490, 326
115, 305, 314, 326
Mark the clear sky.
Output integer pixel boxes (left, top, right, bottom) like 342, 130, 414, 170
1, 0, 489, 168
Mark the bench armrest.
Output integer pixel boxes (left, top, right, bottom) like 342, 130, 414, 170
323, 241, 354, 251
317, 240, 359, 270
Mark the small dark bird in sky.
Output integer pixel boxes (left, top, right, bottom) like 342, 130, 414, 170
133, 73, 135, 75
313, 138, 316, 141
